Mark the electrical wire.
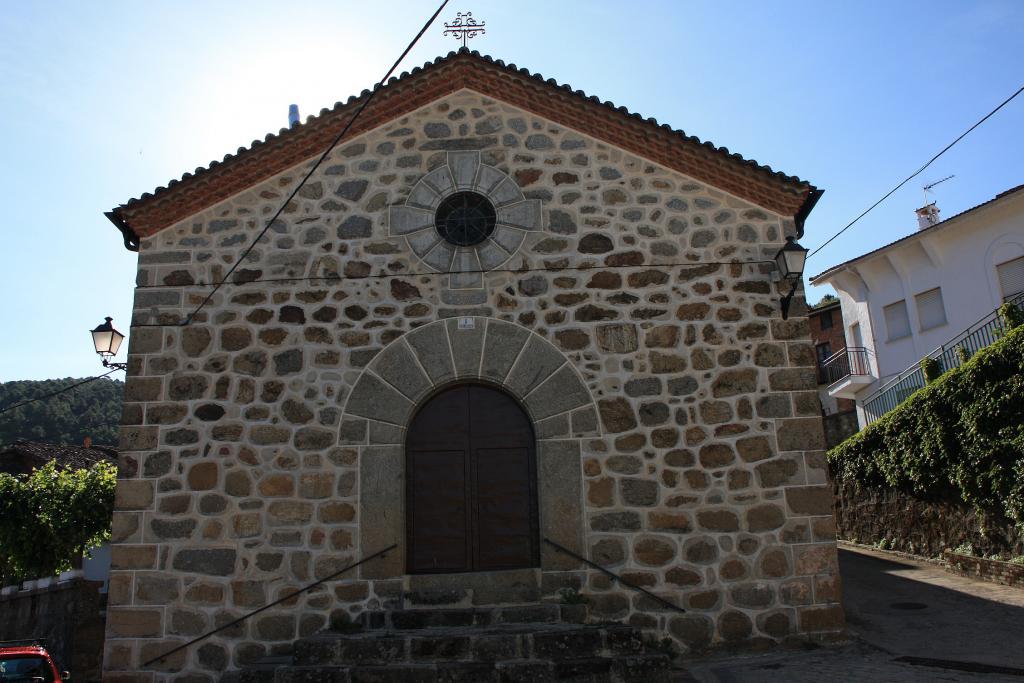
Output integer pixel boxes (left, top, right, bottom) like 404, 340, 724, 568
0, 2, 451, 421
808, 84, 1024, 260
0, 369, 121, 418
178, 0, 450, 327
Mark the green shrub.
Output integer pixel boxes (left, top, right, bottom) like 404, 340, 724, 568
920, 356, 942, 384
0, 460, 116, 583
1000, 302, 1024, 331
952, 542, 974, 556
829, 325, 1024, 529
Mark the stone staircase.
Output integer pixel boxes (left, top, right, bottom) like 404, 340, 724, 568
239, 603, 673, 682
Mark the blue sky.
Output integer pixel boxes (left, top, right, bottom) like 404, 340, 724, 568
0, 0, 1021, 381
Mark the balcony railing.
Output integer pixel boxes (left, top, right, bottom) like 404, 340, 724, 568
862, 291, 1024, 425
820, 347, 871, 386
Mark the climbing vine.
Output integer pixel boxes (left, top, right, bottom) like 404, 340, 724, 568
830, 323, 1024, 528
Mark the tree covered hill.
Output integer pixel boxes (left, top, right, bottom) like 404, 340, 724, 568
0, 377, 124, 447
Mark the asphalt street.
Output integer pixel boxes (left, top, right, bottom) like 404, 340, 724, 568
683, 544, 1024, 682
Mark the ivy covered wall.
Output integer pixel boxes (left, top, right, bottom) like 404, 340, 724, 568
829, 320, 1024, 556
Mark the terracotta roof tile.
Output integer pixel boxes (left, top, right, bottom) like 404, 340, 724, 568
0, 440, 117, 477
109, 49, 820, 248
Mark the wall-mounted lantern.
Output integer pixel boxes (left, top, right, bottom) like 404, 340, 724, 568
90, 317, 127, 371
774, 236, 809, 320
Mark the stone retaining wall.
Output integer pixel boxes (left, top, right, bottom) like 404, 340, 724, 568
944, 551, 1024, 588
0, 579, 106, 682
833, 480, 1023, 558
104, 91, 842, 681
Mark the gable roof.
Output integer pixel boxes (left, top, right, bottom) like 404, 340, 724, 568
809, 298, 840, 315
107, 49, 821, 251
0, 440, 117, 477
810, 183, 1024, 283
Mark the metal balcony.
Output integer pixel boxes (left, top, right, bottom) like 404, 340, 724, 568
822, 347, 873, 398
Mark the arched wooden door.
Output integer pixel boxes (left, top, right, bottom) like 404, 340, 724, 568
406, 383, 539, 574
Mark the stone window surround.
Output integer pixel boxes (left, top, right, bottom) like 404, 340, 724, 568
388, 152, 544, 290
342, 317, 601, 581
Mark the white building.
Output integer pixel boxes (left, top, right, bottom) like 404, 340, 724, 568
810, 183, 1024, 427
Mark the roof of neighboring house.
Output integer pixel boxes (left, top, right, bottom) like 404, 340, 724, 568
0, 441, 117, 477
810, 183, 1024, 283
808, 299, 841, 315
107, 48, 821, 250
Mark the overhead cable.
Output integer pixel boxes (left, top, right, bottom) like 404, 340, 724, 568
808, 83, 1024, 260
1, 2, 452, 422
0, 368, 121, 418
177, 0, 451, 326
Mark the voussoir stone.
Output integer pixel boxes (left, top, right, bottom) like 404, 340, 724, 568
372, 342, 431, 401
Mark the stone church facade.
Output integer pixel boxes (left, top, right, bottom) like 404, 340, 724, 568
102, 51, 841, 680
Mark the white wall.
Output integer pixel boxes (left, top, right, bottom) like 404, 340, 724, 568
820, 191, 1024, 414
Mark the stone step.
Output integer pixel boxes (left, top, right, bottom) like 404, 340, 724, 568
294, 623, 647, 666
244, 653, 672, 683
357, 602, 587, 631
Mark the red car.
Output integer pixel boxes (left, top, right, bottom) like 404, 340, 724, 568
0, 641, 68, 682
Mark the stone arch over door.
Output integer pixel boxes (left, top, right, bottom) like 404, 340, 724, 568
340, 317, 600, 578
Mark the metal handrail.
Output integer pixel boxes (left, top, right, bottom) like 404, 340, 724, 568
821, 347, 851, 365
821, 347, 871, 386
542, 537, 685, 614
862, 292, 1024, 424
141, 543, 397, 667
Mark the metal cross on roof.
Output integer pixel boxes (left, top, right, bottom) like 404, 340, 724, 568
443, 11, 485, 47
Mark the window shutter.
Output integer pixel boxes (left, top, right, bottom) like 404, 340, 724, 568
883, 300, 911, 341
997, 256, 1024, 301
915, 288, 947, 331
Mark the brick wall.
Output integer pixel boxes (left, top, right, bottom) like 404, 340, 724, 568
809, 303, 855, 416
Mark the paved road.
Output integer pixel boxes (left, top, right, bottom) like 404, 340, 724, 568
684, 545, 1024, 682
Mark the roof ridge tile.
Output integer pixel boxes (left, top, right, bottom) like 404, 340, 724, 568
111, 49, 819, 241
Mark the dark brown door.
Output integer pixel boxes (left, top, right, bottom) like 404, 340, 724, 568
406, 384, 539, 574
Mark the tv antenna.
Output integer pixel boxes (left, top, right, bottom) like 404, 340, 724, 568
923, 174, 955, 205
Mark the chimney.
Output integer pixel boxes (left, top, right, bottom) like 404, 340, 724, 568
915, 202, 940, 231
288, 104, 300, 128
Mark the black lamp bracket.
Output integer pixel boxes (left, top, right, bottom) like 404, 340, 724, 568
779, 278, 800, 320
101, 358, 128, 372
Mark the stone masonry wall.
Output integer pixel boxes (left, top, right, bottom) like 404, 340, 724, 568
104, 91, 842, 681
834, 480, 1023, 558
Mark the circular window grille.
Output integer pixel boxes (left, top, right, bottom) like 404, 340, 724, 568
435, 191, 497, 247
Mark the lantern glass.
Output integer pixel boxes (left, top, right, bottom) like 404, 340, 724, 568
91, 317, 125, 357
774, 236, 808, 280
